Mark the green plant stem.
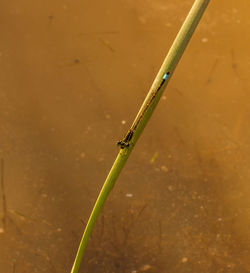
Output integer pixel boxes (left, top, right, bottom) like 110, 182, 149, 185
70, 0, 210, 272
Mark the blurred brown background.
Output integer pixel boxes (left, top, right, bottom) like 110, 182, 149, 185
0, 0, 249, 272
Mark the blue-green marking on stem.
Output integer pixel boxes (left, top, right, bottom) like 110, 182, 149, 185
163, 71, 170, 81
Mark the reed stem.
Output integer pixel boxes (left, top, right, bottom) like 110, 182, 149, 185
70, 1, 210, 272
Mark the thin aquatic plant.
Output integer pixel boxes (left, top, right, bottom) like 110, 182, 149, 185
70, 0, 211, 272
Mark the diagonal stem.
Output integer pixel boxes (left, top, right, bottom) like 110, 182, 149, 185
70, 0, 210, 272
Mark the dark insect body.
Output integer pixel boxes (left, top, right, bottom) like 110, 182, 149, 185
117, 72, 170, 149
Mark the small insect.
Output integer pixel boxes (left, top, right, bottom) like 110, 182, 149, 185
117, 71, 171, 149
117, 129, 134, 149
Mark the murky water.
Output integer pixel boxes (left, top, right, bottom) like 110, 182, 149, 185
0, 0, 249, 272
